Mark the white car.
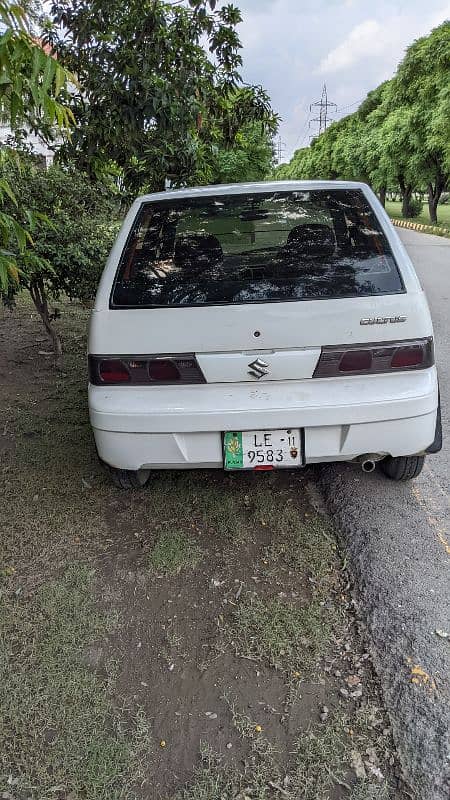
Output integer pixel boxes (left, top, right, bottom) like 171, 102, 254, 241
88, 181, 441, 488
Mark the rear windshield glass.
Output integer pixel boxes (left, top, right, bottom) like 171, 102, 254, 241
111, 189, 404, 308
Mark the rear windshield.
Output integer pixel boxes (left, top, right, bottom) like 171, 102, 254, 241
111, 189, 404, 308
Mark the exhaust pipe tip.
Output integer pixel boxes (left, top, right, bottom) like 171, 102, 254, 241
358, 453, 383, 473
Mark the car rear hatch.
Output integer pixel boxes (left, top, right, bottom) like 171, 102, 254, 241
90, 186, 432, 385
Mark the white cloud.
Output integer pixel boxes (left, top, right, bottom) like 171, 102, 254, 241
317, 4, 450, 76
236, 0, 450, 158
317, 19, 385, 74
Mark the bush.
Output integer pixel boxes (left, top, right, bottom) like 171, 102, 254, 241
34, 209, 121, 306
3, 160, 120, 303
1, 158, 120, 362
407, 197, 423, 217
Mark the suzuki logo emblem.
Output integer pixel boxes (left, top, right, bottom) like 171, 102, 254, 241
248, 358, 270, 379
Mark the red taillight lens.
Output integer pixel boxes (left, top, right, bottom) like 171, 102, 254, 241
314, 338, 433, 378
88, 354, 205, 385
390, 345, 424, 368
99, 359, 130, 383
339, 350, 372, 372
148, 359, 180, 381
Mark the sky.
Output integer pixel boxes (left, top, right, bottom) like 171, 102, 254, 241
235, 0, 450, 161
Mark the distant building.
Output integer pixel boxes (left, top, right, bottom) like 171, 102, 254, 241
0, 123, 56, 168
0, 38, 58, 168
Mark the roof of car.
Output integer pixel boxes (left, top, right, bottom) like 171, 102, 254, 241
136, 180, 370, 204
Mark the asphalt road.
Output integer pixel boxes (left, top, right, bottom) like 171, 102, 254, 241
321, 228, 450, 800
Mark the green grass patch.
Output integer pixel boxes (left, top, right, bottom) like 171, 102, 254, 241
174, 743, 275, 800
386, 200, 450, 232
290, 715, 349, 797
174, 708, 392, 800
230, 596, 332, 674
290, 712, 391, 800
260, 511, 337, 592
0, 564, 151, 799
148, 530, 203, 575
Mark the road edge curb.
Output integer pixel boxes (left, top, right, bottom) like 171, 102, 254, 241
318, 465, 450, 800
391, 217, 450, 238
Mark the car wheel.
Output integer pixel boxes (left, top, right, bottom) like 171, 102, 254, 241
108, 466, 151, 489
379, 455, 425, 481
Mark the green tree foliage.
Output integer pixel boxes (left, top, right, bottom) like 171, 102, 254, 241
1, 158, 118, 361
0, 1, 73, 301
274, 21, 450, 223
201, 120, 275, 185
47, 0, 277, 193
395, 21, 450, 222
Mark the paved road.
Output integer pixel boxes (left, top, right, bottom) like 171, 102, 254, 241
321, 228, 450, 800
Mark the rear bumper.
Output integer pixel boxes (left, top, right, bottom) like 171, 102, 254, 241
89, 368, 438, 470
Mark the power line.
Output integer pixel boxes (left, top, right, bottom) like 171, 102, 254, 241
309, 84, 337, 138
292, 115, 311, 152
290, 100, 310, 151
274, 135, 286, 164
336, 99, 363, 114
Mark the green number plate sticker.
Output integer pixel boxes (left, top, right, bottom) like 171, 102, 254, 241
223, 431, 244, 469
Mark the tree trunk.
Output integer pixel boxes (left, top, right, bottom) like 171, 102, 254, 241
28, 280, 63, 368
378, 186, 386, 208
400, 181, 414, 218
427, 181, 444, 225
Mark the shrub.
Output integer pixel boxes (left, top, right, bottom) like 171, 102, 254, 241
407, 197, 423, 217
1, 158, 120, 362
6, 160, 119, 301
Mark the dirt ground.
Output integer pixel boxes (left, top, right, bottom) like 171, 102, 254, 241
0, 299, 412, 800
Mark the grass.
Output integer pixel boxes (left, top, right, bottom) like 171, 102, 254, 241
229, 596, 333, 674
174, 708, 393, 800
259, 512, 337, 593
148, 530, 203, 574
174, 742, 275, 800
386, 200, 450, 232
290, 710, 392, 800
0, 564, 151, 799
0, 298, 402, 800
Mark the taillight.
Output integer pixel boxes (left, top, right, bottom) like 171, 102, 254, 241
313, 338, 434, 378
98, 359, 130, 383
148, 359, 180, 381
390, 345, 424, 369
338, 349, 372, 372
88, 354, 205, 385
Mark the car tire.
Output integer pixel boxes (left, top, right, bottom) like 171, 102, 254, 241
108, 466, 151, 489
379, 454, 425, 481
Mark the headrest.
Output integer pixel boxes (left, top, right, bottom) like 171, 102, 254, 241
174, 233, 223, 270
286, 224, 336, 258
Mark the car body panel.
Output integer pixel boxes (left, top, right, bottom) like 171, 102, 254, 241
88, 180, 438, 471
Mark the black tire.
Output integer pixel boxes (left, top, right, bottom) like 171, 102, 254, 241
108, 466, 150, 489
379, 454, 425, 481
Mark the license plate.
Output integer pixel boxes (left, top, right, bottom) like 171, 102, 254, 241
224, 429, 302, 470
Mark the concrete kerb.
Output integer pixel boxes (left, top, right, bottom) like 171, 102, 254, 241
391, 217, 450, 238
319, 465, 450, 800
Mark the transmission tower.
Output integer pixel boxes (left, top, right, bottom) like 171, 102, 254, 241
274, 135, 286, 164
309, 84, 337, 137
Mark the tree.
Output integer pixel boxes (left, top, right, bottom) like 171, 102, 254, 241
395, 21, 450, 223
0, 1, 74, 361
272, 147, 310, 180
1, 158, 118, 361
47, 0, 277, 193
200, 121, 275, 185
